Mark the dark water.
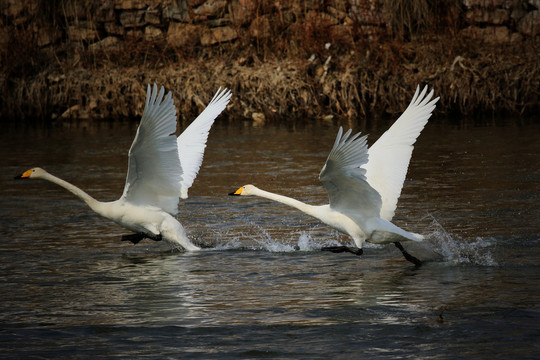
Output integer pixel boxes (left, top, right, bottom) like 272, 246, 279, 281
0, 119, 539, 359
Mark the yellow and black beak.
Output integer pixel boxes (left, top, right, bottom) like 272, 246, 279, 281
228, 187, 244, 196
14, 169, 32, 180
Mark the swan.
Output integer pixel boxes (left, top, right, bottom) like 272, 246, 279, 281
230, 85, 438, 265
15, 84, 232, 251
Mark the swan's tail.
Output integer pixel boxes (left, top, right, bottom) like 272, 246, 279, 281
370, 230, 423, 244
369, 218, 424, 244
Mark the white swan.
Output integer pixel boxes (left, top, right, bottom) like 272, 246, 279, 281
230, 85, 438, 265
15, 84, 232, 251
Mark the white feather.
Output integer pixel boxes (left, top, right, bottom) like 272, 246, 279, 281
363, 85, 439, 220
177, 87, 232, 199
122, 84, 183, 214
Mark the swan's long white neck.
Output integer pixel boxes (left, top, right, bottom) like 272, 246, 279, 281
41, 171, 101, 211
251, 187, 319, 218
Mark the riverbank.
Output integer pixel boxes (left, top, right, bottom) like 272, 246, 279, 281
1, 0, 539, 124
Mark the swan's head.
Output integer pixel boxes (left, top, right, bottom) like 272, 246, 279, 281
229, 184, 256, 196
14, 167, 46, 180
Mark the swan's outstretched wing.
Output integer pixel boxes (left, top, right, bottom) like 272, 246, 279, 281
177, 87, 232, 199
319, 127, 382, 220
362, 85, 439, 220
122, 84, 182, 214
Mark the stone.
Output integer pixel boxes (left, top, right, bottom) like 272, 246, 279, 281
144, 25, 163, 41
306, 10, 340, 26
239, 0, 257, 10
461, 25, 517, 42
193, 0, 228, 18
517, 10, 540, 36
145, 7, 162, 25
35, 26, 62, 47
164, 1, 190, 22
326, 6, 347, 22
4, 0, 28, 18
96, 3, 116, 22
200, 26, 237, 45
114, 0, 152, 10
4, 0, 38, 26
88, 36, 120, 51
60, 104, 83, 120
120, 10, 147, 27
462, 0, 513, 8
248, 16, 271, 38
511, 8, 528, 22
104, 22, 125, 36
229, 0, 254, 26
67, 23, 99, 42
47, 74, 66, 83
251, 112, 266, 125
205, 17, 231, 27
167, 22, 201, 47
529, 0, 540, 9
188, 0, 205, 6
126, 29, 144, 38
465, 8, 509, 24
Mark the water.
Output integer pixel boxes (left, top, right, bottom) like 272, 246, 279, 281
0, 119, 539, 359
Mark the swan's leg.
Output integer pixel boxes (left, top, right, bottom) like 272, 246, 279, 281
121, 233, 145, 244
147, 233, 162, 242
321, 246, 363, 256
121, 233, 162, 244
394, 242, 422, 266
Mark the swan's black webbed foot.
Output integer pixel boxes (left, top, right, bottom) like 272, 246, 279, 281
121, 233, 162, 244
321, 246, 363, 256
394, 242, 422, 266
121, 233, 145, 244
147, 234, 162, 242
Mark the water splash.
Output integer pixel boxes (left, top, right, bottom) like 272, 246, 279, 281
296, 232, 316, 251
424, 216, 498, 266
213, 235, 243, 251
251, 224, 297, 252
207, 223, 298, 252
207, 223, 342, 253
199, 216, 498, 266
296, 231, 348, 251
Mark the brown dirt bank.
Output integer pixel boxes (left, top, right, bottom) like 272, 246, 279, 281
3, 38, 538, 125
2, 0, 539, 124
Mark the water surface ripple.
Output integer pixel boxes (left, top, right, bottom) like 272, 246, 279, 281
0, 121, 538, 359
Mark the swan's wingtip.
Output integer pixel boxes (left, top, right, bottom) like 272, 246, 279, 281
412, 232, 424, 241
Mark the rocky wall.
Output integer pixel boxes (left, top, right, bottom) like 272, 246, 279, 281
462, 0, 540, 42
1, 0, 539, 121
2, 0, 538, 54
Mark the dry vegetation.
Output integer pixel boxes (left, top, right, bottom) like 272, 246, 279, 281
1, 0, 538, 123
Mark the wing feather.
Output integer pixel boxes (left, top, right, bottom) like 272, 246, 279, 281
177, 87, 232, 198
363, 85, 439, 220
319, 127, 382, 220
121, 84, 182, 214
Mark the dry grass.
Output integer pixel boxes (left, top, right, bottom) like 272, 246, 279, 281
3, 37, 539, 123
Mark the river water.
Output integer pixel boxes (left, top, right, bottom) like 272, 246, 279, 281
0, 119, 538, 359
